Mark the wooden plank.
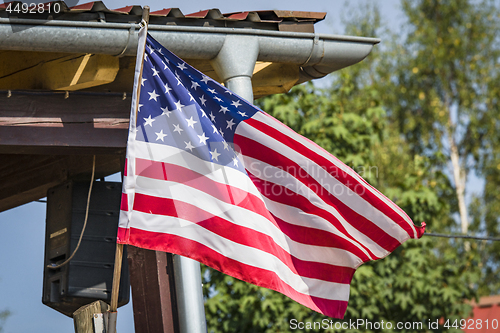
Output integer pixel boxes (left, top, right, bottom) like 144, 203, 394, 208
0, 92, 129, 154
0, 154, 123, 212
128, 246, 179, 333
73, 300, 110, 333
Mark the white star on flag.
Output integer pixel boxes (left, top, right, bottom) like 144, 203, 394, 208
226, 118, 235, 130
191, 81, 200, 90
143, 115, 155, 127
201, 75, 210, 84
148, 90, 159, 101
184, 141, 194, 151
173, 124, 183, 134
161, 106, 172, 117
164, 83, 172, 94
197, 132, 209, 145
174, 100, 184, 111
199, 95, 207, 106
210, 148, 221, 161
155, 129, 167, 141
186, 116, 197, 128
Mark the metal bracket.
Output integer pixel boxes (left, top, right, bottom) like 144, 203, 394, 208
93, 312, 109, 333
115, 24, 136, 57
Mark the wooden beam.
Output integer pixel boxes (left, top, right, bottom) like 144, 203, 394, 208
128, 247, 179, 333
0, 154, 123, 212
0, 92, 129, 154
0, 51, 119, 91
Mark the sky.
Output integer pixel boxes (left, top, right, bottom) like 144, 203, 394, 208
0, 1, 409, 332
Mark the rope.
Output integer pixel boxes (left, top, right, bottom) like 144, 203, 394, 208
424, 232, 500, 242
48, 155, 96, 269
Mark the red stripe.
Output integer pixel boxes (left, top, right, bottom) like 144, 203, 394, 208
248, 171, 404, 257
242, 117, 418, 238
132, 193, 356, 283
120, 226, 350, 319
247, 173, 372, 261
117, 223, 130, 243
135, 158, 274, 220
134, 158, 369, 262
120, 192, 128, 211
236, 134, 401, 255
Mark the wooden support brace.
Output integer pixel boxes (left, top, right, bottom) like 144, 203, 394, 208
73, 300, 110, 333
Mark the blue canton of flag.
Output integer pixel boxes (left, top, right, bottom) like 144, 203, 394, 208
135, 35, 258, 172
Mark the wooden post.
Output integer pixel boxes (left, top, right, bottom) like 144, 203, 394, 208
128, 246, 179, 333
73, 300, 110, 333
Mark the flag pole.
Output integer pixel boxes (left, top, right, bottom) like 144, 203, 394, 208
108, 6, 150, 333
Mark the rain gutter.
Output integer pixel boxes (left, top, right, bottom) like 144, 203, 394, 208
0, 18, 380, 101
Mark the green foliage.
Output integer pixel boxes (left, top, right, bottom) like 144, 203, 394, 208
344, 237, 478, 332
201, 1, 499, 332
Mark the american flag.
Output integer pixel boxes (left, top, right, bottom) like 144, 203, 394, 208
118, 31, 426, 319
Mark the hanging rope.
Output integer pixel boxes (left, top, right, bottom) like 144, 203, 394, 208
48, 155, 96, 269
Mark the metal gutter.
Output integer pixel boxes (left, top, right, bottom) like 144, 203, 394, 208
0, 18, 380, 100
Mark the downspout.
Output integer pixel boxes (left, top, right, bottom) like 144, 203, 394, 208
209, 35, 259, 102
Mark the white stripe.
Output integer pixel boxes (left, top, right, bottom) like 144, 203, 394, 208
252, 112, 417, 237
132, 176, 362, 268
131, 140, 262, 199
242, 155, 389, 259
129, 210, 351, 301
236, 118, 411, 243
119, 26, 148, 231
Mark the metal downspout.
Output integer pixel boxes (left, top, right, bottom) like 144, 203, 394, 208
209, 35, 259, 103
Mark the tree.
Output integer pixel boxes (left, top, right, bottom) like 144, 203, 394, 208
382, 0, 500, 235
0, 309, 9, 333
0, 279, 9, 333
381, 0, 500, 295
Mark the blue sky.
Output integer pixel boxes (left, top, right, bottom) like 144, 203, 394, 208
0, 1, 406, 332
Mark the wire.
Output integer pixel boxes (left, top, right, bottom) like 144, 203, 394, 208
424, 232, 500, 242
48, 155, 96, 270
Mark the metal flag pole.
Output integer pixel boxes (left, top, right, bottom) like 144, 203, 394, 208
108, 6, 150, 333
173, 256, 208, 333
